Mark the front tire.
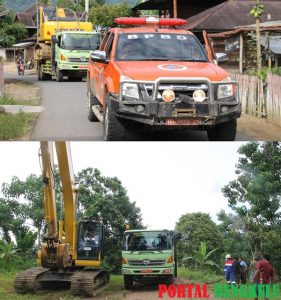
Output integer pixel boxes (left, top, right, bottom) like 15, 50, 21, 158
207, 120, 237, 141
124, 275, 133, 290
103, 93, 128, 141
56, 67, 63, 82
88, 89, 99, 122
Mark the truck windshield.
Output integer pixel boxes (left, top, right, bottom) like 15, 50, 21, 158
123, 231, 172, 251
61, 33, 99, 50
116, 33, 208, 62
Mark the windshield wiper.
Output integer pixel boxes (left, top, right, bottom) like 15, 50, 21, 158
181, 59, 208, 62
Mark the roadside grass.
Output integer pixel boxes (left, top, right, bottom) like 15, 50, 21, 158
4, 78, 33, 86
0, 112, 38, 140
0, 96, 39, 106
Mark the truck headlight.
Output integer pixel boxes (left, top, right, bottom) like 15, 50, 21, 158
122, 82, 139, 99
217, 84, 234, 99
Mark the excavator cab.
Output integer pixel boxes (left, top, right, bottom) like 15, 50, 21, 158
77, 221, 105, 260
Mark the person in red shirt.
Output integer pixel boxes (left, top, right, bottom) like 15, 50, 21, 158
251, 254, 274, 300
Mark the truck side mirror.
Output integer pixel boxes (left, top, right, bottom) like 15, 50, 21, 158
90, 50, 108, 64
173, 232, 182, 241
52, 36, 59, 44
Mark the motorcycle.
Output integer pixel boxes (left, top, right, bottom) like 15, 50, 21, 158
18, 63, 25, 76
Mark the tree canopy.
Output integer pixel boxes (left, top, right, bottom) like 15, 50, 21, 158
222, 142, 281, 272
175, 212, 223, 267
0, 11, 27, 47
88, 2, 133, 28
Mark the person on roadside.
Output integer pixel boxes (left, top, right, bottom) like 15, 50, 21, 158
233, 256, 242, 285
251, 253, 274, 300
224, 254, 236, 285
249, 256, 259, 282
239, 256, 248, 284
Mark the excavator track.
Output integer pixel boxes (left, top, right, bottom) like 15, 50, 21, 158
14, 267, 50, 293
71, 269, 110, 297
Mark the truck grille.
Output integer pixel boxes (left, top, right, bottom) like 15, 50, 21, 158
128, 259, 166, 266
143, 82, 209, 102
68, 57, 89, 63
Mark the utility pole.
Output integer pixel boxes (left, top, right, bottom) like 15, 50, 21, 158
173, 0, 177, 18
85, 0, 89, 21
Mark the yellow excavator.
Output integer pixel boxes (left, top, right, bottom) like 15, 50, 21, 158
14, 142, 110, 296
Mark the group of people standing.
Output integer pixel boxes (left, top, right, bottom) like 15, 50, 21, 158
224, 253, 274, 299
224, 254, 248, 285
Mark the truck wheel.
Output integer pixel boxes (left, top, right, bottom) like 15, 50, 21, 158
38, 64, 42, 81
207, 120, 237, 141
124, 275, 133, 290
103, 93, 128, 141
56, 68, 63, 82
166, 275, 175, 285
38, 64, 50, 81
88, 90, 99, 122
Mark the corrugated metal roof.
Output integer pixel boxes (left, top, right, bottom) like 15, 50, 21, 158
12, 42, 35, 48
182, 0, 281, 31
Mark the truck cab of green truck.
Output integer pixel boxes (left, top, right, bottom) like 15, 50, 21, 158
122, 229, 181, 289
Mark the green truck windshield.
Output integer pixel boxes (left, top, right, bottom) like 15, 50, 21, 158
61, 33, 99, 50
123, 232, 172, 251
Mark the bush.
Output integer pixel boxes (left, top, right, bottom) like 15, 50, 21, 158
256, 66, 281, 81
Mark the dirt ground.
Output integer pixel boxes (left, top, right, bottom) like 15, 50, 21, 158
96, 278, 215, 300
238, 114, 281, 141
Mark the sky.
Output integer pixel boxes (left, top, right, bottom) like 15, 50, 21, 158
0, 142, 245, 229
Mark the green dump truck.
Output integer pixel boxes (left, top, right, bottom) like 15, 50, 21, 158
35, 6, 100, 81
122, 229, 181, 289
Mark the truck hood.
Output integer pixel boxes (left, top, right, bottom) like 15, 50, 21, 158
115, 61, 228, 82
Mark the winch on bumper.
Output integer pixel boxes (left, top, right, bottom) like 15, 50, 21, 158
113, 77, 241, 128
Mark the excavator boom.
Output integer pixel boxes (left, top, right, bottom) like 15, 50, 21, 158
14, 142, 110, 297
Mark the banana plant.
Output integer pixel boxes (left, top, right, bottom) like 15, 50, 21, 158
0, 241, 18, 267
183, 241, 219, 274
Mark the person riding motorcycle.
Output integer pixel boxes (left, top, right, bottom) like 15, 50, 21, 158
17, 57, 25, 76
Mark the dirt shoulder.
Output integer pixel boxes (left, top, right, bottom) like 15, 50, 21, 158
0, 78, 41, 140
238, 114, 281, 141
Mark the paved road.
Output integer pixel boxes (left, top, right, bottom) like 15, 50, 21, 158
5, 73, 251, 141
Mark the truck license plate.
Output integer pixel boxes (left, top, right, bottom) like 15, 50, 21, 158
140, 269, 152, 273
79, 65, 88, 69
165, 119, 202, 126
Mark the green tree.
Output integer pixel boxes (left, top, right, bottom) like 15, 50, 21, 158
88, 2, 133, 28
0, 198, 26, 243
222, 142, 281, 272
217, 210, 250, 259
0, 12, 27, 47
1, 174, 60, 248
77, 167, 143, 272
183, 241, 219, 274
175, 212, 223, 267
57, 0, 76, 9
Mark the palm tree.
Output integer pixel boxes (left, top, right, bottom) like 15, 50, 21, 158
183, 241, 219, 274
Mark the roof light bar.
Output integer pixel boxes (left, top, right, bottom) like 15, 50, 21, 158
115, 17, 187, 27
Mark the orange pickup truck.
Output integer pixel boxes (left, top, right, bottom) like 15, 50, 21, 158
87, 17, 241, 141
